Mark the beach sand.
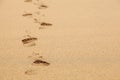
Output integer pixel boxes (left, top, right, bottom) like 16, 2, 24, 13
0, 0, 120, 80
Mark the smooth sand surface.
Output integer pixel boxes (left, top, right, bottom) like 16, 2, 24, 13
0, 0, 120, 80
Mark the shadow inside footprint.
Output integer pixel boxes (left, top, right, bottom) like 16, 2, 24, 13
41, 22, 53, 26
38, 4, 48, 9
22, 37, 38, 47
32, 59, 50, 66
22, 13, 32, 17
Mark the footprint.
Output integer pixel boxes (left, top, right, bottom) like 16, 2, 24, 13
22, 35, 38, 47
32, 59, 50, 66
33, 18, 53, 29
24, 0, 32, 2
38, 4, 48, 9
25, 69, 37, 75
22, 13, 33, 17
28, 52, 50, 66
41, 22, 52, 26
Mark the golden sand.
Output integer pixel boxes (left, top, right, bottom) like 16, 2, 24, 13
0, 0, 120, 80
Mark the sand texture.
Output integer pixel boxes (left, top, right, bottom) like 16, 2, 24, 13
0, 0, 120, 80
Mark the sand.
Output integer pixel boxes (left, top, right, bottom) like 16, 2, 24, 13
0, 0, 120, 80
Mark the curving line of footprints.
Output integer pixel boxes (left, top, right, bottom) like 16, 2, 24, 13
21, 0, 52, 76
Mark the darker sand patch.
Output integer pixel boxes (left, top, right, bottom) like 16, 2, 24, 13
24, 0, 32, 2
38, 4, 48, 9
22, 36, 38, 47
41, 22, 53, 26
32, 59, 50, 66
22, 13, 33, 17
25, 69, 37, 75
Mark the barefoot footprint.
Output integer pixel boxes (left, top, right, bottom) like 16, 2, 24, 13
28, 52, 50, 66
22, 35, 38, 47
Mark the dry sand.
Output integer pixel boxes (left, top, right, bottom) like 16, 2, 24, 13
0, 0, 120, 80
